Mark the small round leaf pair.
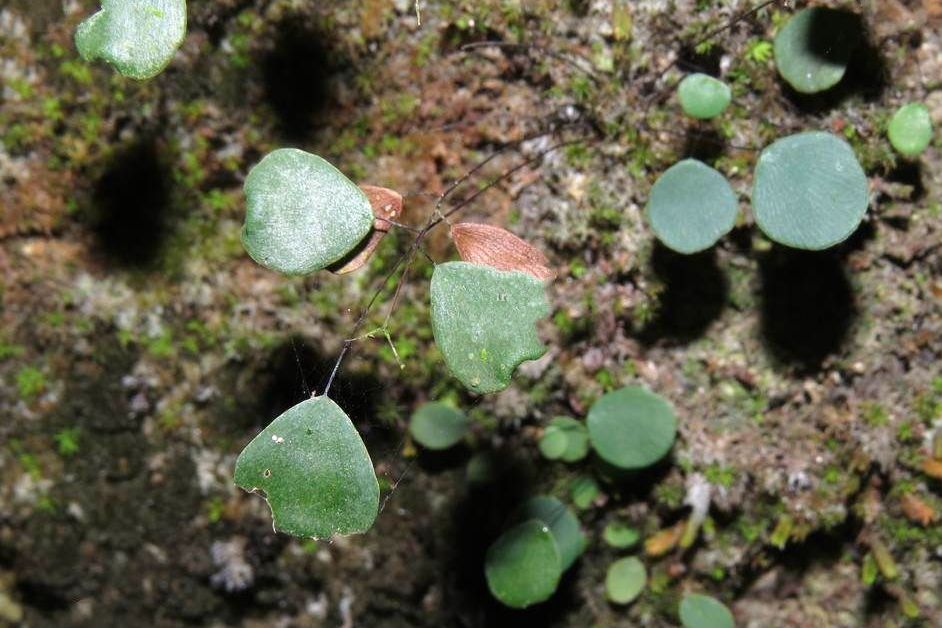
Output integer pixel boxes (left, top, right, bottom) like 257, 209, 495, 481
680, 593, 735, 628
408, 402, 469, 450
76, 0, 187, 80
233, 397, 379, 539
888, 103, 934, 158
678, 74, 731, 120
646, 159, 739, 254
774, 8, 860, 94
606, 557, 646, 605
587, 386, 677, 470
242, 149, 375, 276
538, 417, 589, 462
430, 262, 550, 394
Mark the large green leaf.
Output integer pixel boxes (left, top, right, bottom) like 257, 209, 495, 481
679, 593, 735, 628
241, 149, 374, 276
408, 401, 469, 450
75, 0, 187, 80
234, 396, 379, 539
646, 159, 739, 254
752, 132, 868, 250
587, 386, 677, 470
512, 496, 586, 571
773, 8, 860, 94
430, 262, 550, 394
485, 520, 562, 609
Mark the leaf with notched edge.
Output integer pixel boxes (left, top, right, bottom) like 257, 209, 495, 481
330, 185, 403, 274
450, 223, 555, 281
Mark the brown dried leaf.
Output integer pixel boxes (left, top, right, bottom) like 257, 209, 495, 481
921, 457, 942, 480
449, 222, 555, 280
900, 493, 937, 526
644, 520, 685, 557
329, 185, 403, 274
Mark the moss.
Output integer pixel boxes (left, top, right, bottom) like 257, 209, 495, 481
16, 366, 47, 399
704, 464, 737, 488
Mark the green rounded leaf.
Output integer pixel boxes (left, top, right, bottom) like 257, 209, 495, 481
646, 159, 739, 254
551, 416, 590, 462
234, 396, 379, 538
679, 593, 735, 628
409, 402, 469, 450
430, 261, 549, 394
75, 0, 187, 80
241, 149, 374, 276
888, 103, 933, 158
538, 424, 568, 460
603, 521, 640, 549
512, 496, 586, 571
773, 8, 860, 94
571, 474, 600, 509
485, 520, 562, 609
605, 557, 647, 605
752, 131, 868, 250
677, 74, 731, 120
587, 386, 677, 470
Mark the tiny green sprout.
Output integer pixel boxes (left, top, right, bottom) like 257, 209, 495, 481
773, 7, 860, 94
430, 262, 550, 394
408, 402, 469, 450
679, 593, 735, 628
538, 417, 589, 462
54, 428, 81, 457
242, 149, 374, 276
512, 496, 586, 571
677, 74, 731, 120
646, 159, 739, 254
571, 474, 600, 509
603, 521, 640, 549
587, 386, 678, 470
234, 396, 379, 539
605, 556, 646, 605
887, 103, 933, 158
75, 0, 187, 80
16, 366, 46, 399
484, 520, 562, 609
752, 131, 868, 250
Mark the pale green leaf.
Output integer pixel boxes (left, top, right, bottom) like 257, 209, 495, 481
888, 103, 933, 158
75, 0, 187, 80
234, 396, 379, 538
409, 401, 469, 450
430, 261, 549, 394
587, 386, 677, 470
679, 593, 735, 628
752, 132, 868, 250
485, 519, 562, 608
606, 557, 647, 604
242, 149, 374, 276
677, 74, 731, 120
603, 521, 640, 549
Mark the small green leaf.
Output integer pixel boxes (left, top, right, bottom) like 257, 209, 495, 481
773, 8, 860, 94
646, 159, 739, 254
752, 131, 868, 250
409, 402, 469, 450
679, 593, 735, 628
430, 262, 549, 394
571, 474, 600, 509
75, 0, 187, 80
603, 521, 640, 549
512, 496, 586, 571
888, 103, 933, 158
485, 520, 562, 608
550, 416, 590, 462
242, 149, 374, 276
538, 424, 568, 459
234, 397, 379, 539
605, 557, 647, 605
677, 74, 731, 120
587, 386, 677, 470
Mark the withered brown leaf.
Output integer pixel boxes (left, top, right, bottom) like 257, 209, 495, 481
330, 185, 404, 274
449, 222, 555, 280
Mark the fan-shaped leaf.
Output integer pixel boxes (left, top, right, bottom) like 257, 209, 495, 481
430, 261, 550, 394
679, 593, 735, 628
234, 396, 379, 539
888, 103, 933, 158
512, 496, 586, 571
408, 402, 469, 450
773, 8, 860, 94
242, 149, 374, 276
677, 74, 731, 120
606, 557, 647, 605
450, 223, 555, 280
752, 131, 868, 250
646, 159, 738, 254
485, 520, 562, 609
587, 386, 677, 470
75, 0, 187, 80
